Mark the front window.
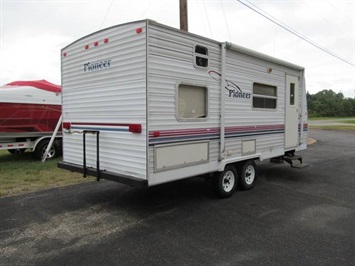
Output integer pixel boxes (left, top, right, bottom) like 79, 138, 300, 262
252, 83, 277, 109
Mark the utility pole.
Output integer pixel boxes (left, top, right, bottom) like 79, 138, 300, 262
180, 0, 188, 31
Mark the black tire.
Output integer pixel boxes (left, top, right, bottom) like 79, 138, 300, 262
213, 165, 237, 198
54, 139, 63, 156
237, 160, 257, 190
8, 149, 26, 155
34, 140, 59, 160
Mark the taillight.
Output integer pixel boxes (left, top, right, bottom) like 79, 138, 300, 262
63, 122, 71, 130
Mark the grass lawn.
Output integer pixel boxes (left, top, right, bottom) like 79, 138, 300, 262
309, 125, 355, 130
309, 117, 355, 122
308, 117, 355, 130
341, 119, 355, 124
0, 150, 91, 197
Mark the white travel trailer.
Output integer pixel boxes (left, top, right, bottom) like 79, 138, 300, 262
58, 19, 308, 198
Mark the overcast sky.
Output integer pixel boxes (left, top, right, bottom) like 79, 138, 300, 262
1, 0, 354, 98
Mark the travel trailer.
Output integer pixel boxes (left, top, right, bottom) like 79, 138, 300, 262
0, 80, 62, 159
58, 19, 308, 198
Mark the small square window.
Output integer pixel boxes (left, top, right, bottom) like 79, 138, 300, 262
195, 45, 208, 55
196, 57, 208, 67
194, 45, 209, 68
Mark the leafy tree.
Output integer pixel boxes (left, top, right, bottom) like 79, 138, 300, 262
307, 89, 355, 117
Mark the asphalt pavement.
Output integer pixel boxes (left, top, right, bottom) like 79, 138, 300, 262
0, 129, 354, 266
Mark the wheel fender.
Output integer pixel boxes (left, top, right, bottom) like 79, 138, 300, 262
32, 136, 62, 151
32, 137, 51, 151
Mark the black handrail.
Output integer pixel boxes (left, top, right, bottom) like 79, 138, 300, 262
83, 130, 100, 181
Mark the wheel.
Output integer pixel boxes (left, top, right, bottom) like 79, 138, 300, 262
238, 160, 257, 190
8, 149, 26, 155
34, 140, 59, 160
213, 165, 237, 198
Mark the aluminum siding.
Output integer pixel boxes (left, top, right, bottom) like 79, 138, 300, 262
224, 49, 287, 157
146, 22, 305, 185
146, 23, 221, 184
61, 21, 147, 179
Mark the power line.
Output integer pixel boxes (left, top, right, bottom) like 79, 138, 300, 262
100, 0, 114, 30
139, 0, 154, 19
202, 0, 213, 39
301, 0, 351, 39
237, 0, 354, 67
220, 0, 231, 42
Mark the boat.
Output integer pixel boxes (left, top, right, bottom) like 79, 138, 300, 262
0, 80, 61, 142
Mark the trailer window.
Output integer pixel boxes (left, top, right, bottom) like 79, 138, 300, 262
194, 45, 209, 68
177, 84, 207, 120
290, 83, 295, 105
252, 83, 277, 109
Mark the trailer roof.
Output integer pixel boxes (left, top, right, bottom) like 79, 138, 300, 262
149, 20, 305, 71
225, 42, 304, 71
62, 19, 304, 72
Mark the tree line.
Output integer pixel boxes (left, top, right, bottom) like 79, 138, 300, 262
307, 90, 355, 117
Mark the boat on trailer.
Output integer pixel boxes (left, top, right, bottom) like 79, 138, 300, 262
0, 80, 62, 159
0, 80, 61, 140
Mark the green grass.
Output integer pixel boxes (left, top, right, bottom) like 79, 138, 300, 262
341, 119, 355, 124
0, 150, 91, 197
308, 117, 355, 130
309, 125, 355, 131
309, 117, 355, 121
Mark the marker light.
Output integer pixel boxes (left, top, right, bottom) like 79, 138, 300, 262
103, 38, 109, 43
153, 131, 160, 137
85, 45, 89, 49
136, 28, 142, 34
129, 124, 142, 134
94, 41, 98, 46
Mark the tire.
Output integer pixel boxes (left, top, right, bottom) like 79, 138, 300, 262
34, 140, 59, 160
238, 160, 257, 190
213, 165, 237, 198
54, 139, 63, 156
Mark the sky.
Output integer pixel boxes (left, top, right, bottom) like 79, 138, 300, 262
0, 0, 354, 98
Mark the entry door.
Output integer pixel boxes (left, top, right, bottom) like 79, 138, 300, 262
285, 75, 299, 149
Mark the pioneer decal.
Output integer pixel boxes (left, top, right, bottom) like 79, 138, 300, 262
84, 59, 112, 72
209, 70, 251, 100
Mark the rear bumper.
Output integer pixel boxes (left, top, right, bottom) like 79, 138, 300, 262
58, 161, 148, 188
